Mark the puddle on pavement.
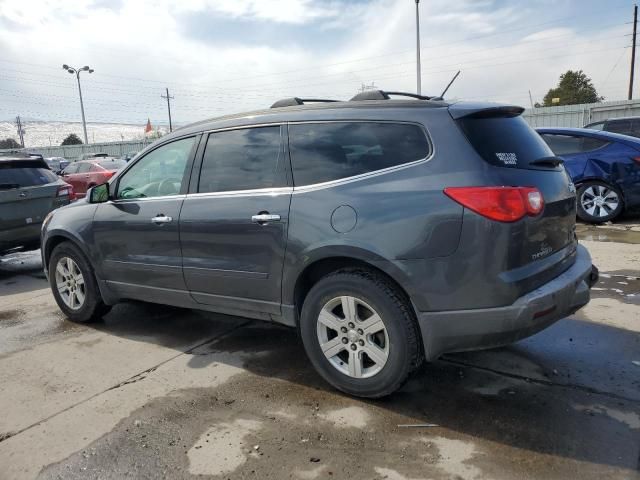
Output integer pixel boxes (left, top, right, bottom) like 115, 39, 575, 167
591, 270, 640, 305
0, 307, 79, 356
576, 225, 640, 244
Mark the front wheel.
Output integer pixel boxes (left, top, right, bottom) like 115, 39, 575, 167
577, 181, 623, 223
49, 242, 111, 323
299, 270, 423, 398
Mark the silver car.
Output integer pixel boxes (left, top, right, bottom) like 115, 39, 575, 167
0, 157, 73, 255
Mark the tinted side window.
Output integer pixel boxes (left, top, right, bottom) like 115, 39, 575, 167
116, 136, 196, 199
63, 164, 79, 174
586, 121, 604, 130
198, 126, 283, 193
540, 134, 584, 155
289, 122, 429, 186
606, 120, 632, 135
77, 163, 92, 173
582, 137, 609, 152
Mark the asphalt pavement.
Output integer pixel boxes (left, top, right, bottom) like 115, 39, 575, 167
0, 224, 638, 480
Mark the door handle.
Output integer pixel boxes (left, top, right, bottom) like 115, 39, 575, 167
18, 192, 27, 198
151, 215, 173, 224
251, 213, 281, 224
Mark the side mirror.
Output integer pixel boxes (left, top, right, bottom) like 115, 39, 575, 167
88, 183, 110, 204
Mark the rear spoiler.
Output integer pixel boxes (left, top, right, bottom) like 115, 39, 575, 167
449, 103, 525, 120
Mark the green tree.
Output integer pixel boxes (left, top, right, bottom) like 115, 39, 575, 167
61, 133, 83, 146
543, 70, 603, 106
0, 138, 21, 149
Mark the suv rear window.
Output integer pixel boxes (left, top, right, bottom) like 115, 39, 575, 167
0, 165, 57, 188
457, 115, 554, 169
289, 122, 430, 186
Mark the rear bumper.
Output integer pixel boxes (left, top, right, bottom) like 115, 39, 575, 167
418, 244, 595, 360
0, 223, 42, 254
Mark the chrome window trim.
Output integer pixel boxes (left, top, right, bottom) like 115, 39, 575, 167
201, 122, 284, 135
185, 186, 293, 200
107, 194, 186, 204
291, 155, 431, 193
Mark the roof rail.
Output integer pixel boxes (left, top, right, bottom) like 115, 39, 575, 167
270, 97, 340, 108
349, 90, 435, 102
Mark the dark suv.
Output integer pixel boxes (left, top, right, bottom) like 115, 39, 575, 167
41, 91, 597, 398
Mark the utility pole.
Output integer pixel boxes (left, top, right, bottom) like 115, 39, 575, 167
15, 116, 25, 147
161, 88, 174, 132
629, 4, 638, 100
528, 90, 535, 109
415, 0, 422, 95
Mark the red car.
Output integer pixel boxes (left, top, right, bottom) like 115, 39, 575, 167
61, 158, 127, 198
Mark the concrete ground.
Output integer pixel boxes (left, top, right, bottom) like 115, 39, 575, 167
0, 225, 638, 479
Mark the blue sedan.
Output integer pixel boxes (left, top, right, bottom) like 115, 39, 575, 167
537, 127, 640, 223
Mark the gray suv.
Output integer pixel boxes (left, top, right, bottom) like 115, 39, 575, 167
41, 91, 597, 398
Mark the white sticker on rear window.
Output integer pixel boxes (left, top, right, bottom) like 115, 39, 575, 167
495, 152, 517, 165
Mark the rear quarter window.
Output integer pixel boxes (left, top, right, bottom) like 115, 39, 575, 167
457, 115, 554, 169
289, 122, 430, 186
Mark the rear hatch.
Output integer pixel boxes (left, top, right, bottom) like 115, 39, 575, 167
451, 105, 577, 295
0, 159, 69, 247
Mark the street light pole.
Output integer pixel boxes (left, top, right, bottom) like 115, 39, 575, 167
415, 0, 422, 95
62, 64, 94, 144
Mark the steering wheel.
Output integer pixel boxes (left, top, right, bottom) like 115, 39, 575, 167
158, 178, 177, 196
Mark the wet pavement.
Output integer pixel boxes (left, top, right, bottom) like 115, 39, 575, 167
0, 225, 638, 480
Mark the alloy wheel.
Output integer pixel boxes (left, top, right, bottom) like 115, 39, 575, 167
581, 184, 619, 218
316, 295, 389, 379
54, 256, 86, 310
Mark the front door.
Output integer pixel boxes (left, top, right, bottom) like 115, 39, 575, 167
92, 135, 199, 302
180, 125, 291, 315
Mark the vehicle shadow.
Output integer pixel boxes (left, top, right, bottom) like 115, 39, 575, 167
0, 249, 49, 297
88, 303, 640, 472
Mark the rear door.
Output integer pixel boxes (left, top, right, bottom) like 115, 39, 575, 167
179, 125, 291, 315
92, 136, 199, 298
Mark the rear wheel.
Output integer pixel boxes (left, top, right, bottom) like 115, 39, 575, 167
49, 242, 111, 323
299, 270, 423, 398
577, 181, 623, 223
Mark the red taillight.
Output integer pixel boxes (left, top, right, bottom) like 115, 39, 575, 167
444, 186, 544, 222
57, 184, 76, 201
633, 156, 640, 165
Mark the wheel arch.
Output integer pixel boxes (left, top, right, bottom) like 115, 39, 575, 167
43, 230, 92, 273
286, 248, 417, 326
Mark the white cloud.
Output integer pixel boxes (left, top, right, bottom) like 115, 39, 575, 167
0, 0, 634, 128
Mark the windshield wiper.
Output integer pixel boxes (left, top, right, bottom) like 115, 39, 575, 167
530, 156, 564, 167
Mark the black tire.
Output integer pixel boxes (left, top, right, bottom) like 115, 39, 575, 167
49, 241, 111, 323
299, 269, 423, 398
576, 181, 624, 223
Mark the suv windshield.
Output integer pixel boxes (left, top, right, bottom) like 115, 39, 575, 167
458, 115, 556, 169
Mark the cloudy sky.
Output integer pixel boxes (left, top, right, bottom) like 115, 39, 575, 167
0, 0, 637, 126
